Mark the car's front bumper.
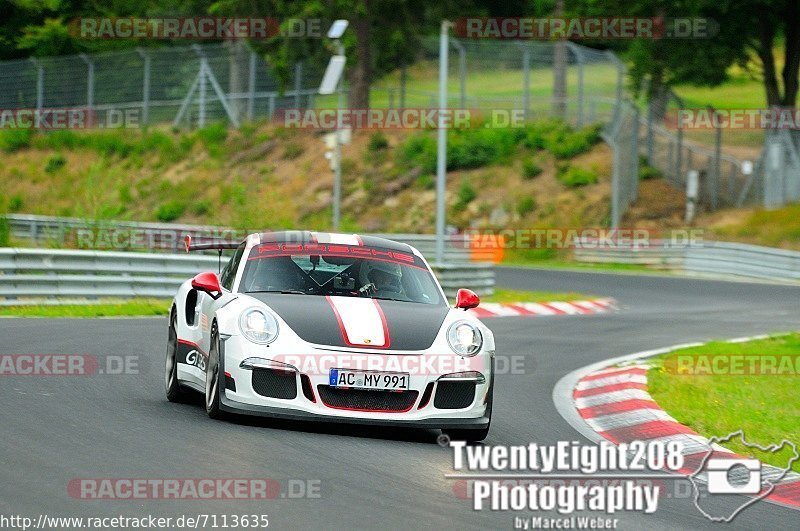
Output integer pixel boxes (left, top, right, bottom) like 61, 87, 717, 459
218, 336, 493, 430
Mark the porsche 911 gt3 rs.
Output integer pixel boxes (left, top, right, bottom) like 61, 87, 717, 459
165, 231, 494, 441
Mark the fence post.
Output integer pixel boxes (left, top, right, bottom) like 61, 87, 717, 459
198, 59, 207, 127
518, 44, 530, 121
568, 43, 584, 127
247, 49, 257, 121
30, 58, 44, 114
400, 64, 407, 108
611, 139, 621, 228
450, 39, 466, 109
673, 92, 685, 185
709, 105, 721, 209
79, 54, 95, 113
294, 63, 303, 108
631, 104, 640, 202
646, 101, 654, 164
136, 49, 151, 126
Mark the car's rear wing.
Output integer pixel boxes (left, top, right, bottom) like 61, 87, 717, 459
183, 235, 241, 253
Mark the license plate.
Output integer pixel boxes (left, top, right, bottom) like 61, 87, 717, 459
329, 369, 410, 391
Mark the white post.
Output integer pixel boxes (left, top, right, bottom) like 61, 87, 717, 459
435, 21, 450, 265
333, 44, 344, 231
685, 170, 699, 223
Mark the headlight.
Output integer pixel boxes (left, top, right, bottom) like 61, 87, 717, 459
239, 308, 279, 344
447, 321, 483, 357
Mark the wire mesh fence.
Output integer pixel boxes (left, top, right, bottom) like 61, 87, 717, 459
0, 42, 325, 128
0, 36, 784, 219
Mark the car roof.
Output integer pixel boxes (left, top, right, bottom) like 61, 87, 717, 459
251, 231, 418, 254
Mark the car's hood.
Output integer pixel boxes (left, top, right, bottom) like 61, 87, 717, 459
246, 293, 449, 351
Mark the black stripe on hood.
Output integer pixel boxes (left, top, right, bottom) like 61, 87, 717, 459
246, 293, 448, 351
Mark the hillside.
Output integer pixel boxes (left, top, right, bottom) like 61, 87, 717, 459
0, 120, 612, 235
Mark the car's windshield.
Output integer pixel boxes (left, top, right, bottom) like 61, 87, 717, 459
239, 243, 444, 305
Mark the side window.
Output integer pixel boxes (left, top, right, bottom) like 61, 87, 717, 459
220, 244, 246, 291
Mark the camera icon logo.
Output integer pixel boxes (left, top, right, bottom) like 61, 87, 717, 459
706, 458, 762, 495
690, 430, 799, 522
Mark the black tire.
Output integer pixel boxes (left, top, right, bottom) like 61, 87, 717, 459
446, 381, 493, 442
165, 310, 188, 403
205, 322, 227, 420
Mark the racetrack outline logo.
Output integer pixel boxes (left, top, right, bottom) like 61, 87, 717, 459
689, 430, 799, 522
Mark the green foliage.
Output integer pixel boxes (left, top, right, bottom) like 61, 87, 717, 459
282, 141, 304, 160
417, 173, 435, 190
118, 184, 133, 205
638, 156, 661, 180
44, 153, 66, 173
194, 123, 228, 157
0, 216, 9, 247
455, 180, 477, 210
522, 158, 543, 179
557, 164, 599, 188
397, 120, 601, 176
516, 196, 536, 217
156, 200, 186, 222
191, 200, 212, 216
0, 129, 34, 152
8, 194, 24, 212
368, 131, 389, 152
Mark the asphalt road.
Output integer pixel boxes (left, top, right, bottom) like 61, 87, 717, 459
1, 267, 798, 530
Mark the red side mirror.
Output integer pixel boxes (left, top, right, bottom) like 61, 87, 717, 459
455, 288, 480, 310
191, 272, 222, 299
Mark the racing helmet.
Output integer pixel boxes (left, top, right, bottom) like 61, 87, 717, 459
360, 261, 402, 293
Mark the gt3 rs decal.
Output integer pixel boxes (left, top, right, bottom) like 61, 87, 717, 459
326, 296, 390, 348
177, 339, 208, 370
246, 293, 449, 351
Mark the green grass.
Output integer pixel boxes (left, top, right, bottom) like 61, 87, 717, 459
713, 203, 800, 250
648, 333, 800, 471
0, 299, 170, 317
481, 288, 595, 303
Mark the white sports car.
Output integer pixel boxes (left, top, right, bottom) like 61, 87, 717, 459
165, 231, 494, 441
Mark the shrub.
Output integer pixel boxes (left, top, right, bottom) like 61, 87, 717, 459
368, 131, 389, 152
195, 122, 228, 146
191, 200, 211, 216
282, 141, 304, 160
398, 134, 437, 174
417, 173, 435, 190
0, 129, 34, 152
516, 196, 537, 216
8, 195, 24, 212
156, 200, 186, 222
639, 157, 661, 180
557, 164, 598, 187
0, 216, 9, 247
455, 180, 477, 209
522, 159, 543, 180
45, 153, 67, 173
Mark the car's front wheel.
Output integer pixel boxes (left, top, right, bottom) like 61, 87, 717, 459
204, 322, 227, 420
165, 310, 188, 403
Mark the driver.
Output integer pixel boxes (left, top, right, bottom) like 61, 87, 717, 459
359, 261, 403, 297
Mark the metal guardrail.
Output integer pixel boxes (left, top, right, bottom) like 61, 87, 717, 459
0, 247, 493, 304
4, 214, 474, 263
574, 240, 800, 283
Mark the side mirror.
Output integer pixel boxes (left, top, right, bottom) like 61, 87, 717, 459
455, 288, 480, 310
191, 272, 222, 299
